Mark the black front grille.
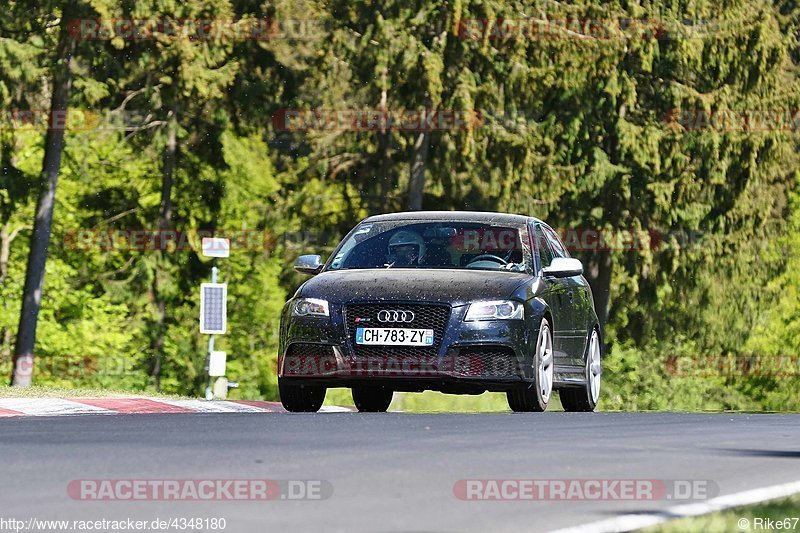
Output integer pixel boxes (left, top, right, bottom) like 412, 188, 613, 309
453, 346, 520, 378
283, 343, 337, 376
344, 303, 450, 358
286, 343, 335, 358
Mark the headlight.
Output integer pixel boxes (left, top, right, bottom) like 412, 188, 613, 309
292, 298, 330, 317
464, 300, 524, 321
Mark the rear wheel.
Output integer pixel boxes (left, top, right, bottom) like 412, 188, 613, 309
560, 328, 601, 412
279, 378, 326, 412
507, 317, 553, 412
352, 386, 393, 412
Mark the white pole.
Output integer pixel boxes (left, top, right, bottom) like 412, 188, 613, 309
204, 263, 219, 400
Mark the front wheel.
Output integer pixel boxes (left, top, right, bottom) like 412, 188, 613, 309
507, 317, 553, 412
560, 328, 601, 412
279, 378, 327, 412
352, 387, 393, 412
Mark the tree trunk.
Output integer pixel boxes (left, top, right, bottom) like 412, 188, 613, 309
0, 224, 25, 286
11, 12, 76, 386
586, 103, 626, 338
376, 79, 393, 205
159, 111, 177, 227
0, 224, 11, 286
1, 329, 10, 368
149, 110, 177, 391
1, 224, 13, 364
407, 131, 429, 211
585, 250, 613, 334
377, 131, 392, 202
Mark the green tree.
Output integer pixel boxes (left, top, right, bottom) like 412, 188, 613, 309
7, 1, 80, 386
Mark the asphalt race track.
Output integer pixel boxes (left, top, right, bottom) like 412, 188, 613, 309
1, 412, 799, 532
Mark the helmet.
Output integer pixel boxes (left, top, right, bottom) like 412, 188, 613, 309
388, 230, 425, 263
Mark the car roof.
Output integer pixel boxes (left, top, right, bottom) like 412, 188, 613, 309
362, 211, 543, 226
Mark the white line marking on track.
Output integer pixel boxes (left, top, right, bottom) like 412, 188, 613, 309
0, 398, 112, 416
320, 406, 354, 413
548, 479, 800, 533
0, 398, 354, 416
156, 399, 268, 413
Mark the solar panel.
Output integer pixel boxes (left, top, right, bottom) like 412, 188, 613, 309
200, 283, 227, 334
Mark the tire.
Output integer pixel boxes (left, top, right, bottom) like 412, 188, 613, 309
560, 327, 601, 412
279, 378, 326, 412
352, 386, 393, 412
507, 317, 554, 412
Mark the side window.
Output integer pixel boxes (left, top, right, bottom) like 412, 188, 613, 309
543, 226, 569, 258
533, 224, 554, 269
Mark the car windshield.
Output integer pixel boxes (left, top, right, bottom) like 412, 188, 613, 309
327, 221, 530, 272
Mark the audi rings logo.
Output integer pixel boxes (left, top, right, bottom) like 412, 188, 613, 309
377, 310, 415, 323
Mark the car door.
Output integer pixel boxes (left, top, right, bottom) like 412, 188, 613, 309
542, 225, 590, 365
530, 223, 570, 367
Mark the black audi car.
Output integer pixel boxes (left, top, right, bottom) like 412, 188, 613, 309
278, 211, 601, 413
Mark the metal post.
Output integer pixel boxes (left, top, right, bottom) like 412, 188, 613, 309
204, 261, 219, 400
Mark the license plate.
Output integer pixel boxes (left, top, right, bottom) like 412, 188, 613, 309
355, 328, 434, 346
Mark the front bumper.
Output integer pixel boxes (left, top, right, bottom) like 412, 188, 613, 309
278, 301, 535, 390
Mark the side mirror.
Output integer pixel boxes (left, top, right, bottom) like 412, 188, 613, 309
294, 254, 323, 275
542, 257, 583, 278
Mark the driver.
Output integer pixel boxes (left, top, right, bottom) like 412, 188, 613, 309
387, 230, 426, 267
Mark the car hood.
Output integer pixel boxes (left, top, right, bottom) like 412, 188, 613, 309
298, 269, 531, 305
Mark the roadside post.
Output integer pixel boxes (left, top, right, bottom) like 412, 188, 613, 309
200, 237, 237, 400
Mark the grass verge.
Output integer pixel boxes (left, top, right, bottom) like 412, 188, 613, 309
644, 492, 800, 532
0, 385, 190, 399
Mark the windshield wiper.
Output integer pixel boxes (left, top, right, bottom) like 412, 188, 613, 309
383, 262, 395, 269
